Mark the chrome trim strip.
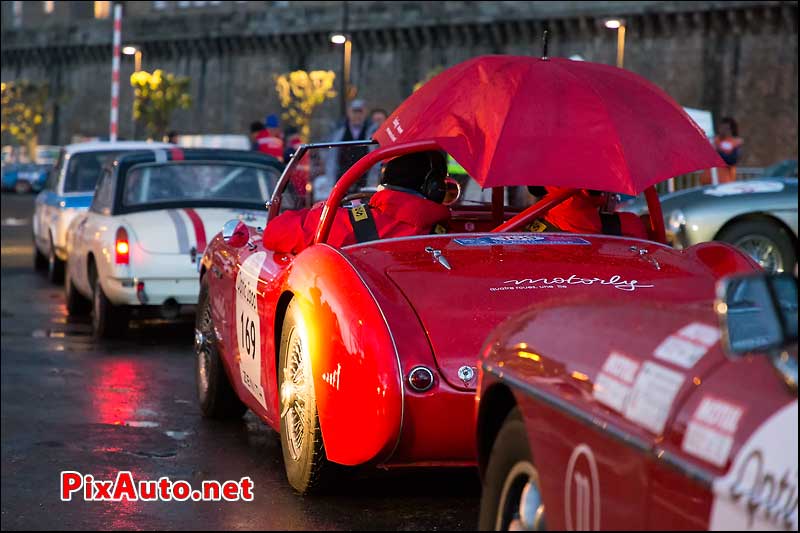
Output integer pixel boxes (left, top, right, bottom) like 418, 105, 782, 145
482, 363, 715, 487
323, 244, 405, 464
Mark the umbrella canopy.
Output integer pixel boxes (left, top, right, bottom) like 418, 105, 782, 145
373, 55, 724, 195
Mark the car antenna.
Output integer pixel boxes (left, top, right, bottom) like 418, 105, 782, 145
542, 29, 549, 60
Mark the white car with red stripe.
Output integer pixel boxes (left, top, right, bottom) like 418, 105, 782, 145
63, 147, 283, 338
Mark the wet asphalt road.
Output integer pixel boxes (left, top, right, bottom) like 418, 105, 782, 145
0, 192, 480, 531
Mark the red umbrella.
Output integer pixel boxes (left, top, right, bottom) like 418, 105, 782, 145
373, 55, 723, 195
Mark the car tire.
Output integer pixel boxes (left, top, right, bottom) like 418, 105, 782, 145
34, 242, 48, 271
278, 299, 341, 494
717, 219, 797, 274
92, 278, 129, 339
195, 276, 247, 420
64, 262, 92, 316
479, 407, 546, 531
47, 235, 65, 284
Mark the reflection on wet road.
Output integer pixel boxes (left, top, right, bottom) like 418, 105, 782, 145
1, 193, 479, 530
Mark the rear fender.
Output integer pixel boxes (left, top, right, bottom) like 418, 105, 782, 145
285, 244, 403, 465
684, 241, 762, 277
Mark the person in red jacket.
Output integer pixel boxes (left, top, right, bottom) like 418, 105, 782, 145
255, 114, 285, 162
263, 151, 451, 254
527, 186, 648, 239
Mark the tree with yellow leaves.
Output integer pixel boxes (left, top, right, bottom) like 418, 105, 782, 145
130, 70, 192, 141
274, 70, 337, 142
1, 80, 51, 162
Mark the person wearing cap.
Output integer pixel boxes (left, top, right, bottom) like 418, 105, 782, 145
325, 99, 372, 188
255, 114, 285, 162
263, 151, 451, 254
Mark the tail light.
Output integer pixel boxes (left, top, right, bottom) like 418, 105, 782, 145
115, 227, 130, 265
407, 366, 434, 392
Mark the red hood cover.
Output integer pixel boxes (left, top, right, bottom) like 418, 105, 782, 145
344, 233, 753, 391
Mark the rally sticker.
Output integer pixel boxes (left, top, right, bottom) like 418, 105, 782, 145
454, 235, 591, 246
593, 352, 640, 413
710, 400, 797, 531
235, 252, 267, 410
704, 181, 784, 197
682, 396, 744, 468
623, 362, 685, 434
654, 322, 721, 369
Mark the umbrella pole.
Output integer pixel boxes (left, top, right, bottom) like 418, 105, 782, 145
492, 187, 505, 225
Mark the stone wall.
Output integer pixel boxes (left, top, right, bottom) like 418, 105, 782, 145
1, 1, 797, 166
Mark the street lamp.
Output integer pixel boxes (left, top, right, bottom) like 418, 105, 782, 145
330, 32, 352, 118
603, 18, 626, 69
123, 45, 142, 138
122, 45, 142, 73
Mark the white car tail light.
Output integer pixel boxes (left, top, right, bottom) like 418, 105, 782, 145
115, 227, 130, 265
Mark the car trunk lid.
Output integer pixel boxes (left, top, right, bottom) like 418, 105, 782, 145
345, 233, 731, 391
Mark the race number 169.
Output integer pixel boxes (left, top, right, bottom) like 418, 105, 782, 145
240, 313, 256, 358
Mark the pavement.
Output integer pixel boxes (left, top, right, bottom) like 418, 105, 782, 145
0, 192, 480, 531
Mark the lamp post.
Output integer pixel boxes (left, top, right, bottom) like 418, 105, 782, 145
123, 45, 142, 138
604, 18, 626, 69
330, 33, 351, 119
123, 45, 142, 73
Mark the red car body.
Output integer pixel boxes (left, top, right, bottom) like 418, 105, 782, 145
198, 138, 763, 485
477, 291, 797, 530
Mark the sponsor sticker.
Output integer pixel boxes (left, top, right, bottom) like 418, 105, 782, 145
623, 361, 685, 434
454, 235, 591, 246
593, 352, 640, 413
682, 396, 744, 468
710, 400, 797, 531
654, 322, 721, 369
565, 444, 601, 531
235, 252, 267, 410
322, 363, 341, 391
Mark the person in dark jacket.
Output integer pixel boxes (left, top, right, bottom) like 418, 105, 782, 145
325, 99, 372, 189
263, 151, 451, 254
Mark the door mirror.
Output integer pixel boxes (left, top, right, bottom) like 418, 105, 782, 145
222, 219, 250, 248
716, 272, 798, 355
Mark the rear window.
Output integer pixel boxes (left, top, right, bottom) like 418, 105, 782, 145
121, 162, 279, 208
63, 151, 123, 193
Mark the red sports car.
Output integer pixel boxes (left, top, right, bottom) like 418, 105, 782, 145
195, 137, 761, 493
476, 271, 797, 530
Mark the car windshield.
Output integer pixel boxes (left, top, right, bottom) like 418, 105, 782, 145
64, 151, 125, 193
122, 162, 279, 208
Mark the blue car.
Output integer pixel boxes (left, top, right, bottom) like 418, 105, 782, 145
1, 164, 22, 191
33, 141, 172, 282
12, 163, 52, 193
